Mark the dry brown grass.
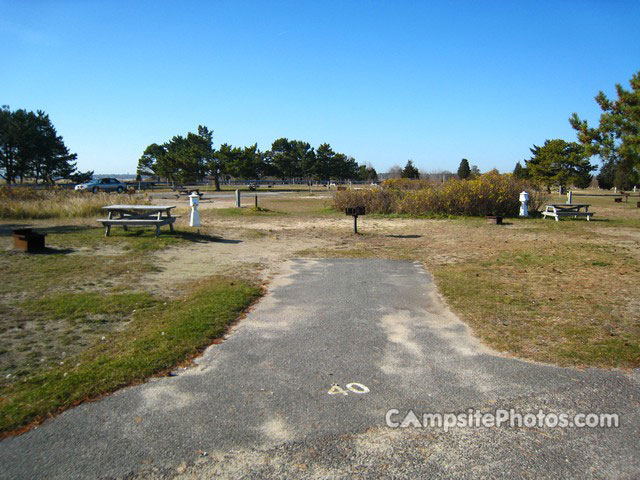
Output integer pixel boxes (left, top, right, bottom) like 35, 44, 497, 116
0, 187, 148, 219
334, 172, 549, 216
292, 194, 640, 368
2, 191, 639, 377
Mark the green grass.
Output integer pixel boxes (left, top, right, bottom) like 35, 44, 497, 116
23, 291, 159, 321
0, 249, 156, 296
204, 206, 286, 218
255, 196, 338, 216
41, 226, 218, 252
0, 276, 261, 434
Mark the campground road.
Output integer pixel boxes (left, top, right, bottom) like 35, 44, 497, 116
1, 258, 639, 479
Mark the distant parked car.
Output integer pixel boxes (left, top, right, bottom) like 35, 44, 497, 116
75, 178, 127, 193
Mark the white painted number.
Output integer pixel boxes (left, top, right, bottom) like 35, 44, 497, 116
346, 383, 370, 394
327, 383, 370, 395
327, 384, 348, 395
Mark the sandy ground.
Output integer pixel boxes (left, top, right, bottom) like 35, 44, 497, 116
139, 231, 331, 296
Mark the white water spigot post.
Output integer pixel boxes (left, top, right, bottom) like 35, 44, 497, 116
519, 191, 529, 217
189, 193, 200, 227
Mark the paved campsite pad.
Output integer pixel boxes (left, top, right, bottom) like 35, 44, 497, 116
1, 259, 639, 479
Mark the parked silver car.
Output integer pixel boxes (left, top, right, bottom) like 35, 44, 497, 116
75, 177, 127, 193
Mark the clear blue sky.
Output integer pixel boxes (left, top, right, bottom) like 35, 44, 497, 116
2, 1, 639, 175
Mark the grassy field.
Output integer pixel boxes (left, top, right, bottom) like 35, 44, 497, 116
288, 193, 640, 368
1, 190, 638, 434
0, 188, 149, 219
0, 224, 261, 434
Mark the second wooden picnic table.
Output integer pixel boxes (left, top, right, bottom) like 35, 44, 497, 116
542, 203, 593, 221
99, 205, 178, 237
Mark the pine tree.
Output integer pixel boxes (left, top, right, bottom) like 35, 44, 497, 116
457, 158, 471, 179
570, 70, 640, 189
401, 160, 420, 179
525, 139, 595, 191
513, 161, 527, 179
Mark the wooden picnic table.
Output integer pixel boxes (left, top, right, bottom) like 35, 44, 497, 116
542, 203, 594, 221
98, 205, 178, 237
172, 186, 204, 198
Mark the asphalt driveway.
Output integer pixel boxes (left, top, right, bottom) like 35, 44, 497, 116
1, 259, 639, 479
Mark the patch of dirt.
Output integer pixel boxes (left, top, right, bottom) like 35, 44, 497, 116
139, 225, 331, 297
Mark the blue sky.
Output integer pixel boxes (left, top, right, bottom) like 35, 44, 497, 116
2, 1, 639, 174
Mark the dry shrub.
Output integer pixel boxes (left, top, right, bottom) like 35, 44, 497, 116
381, 178, 434, 190
334, 171, 548, 217
333, 188, 399, 214
0, 186, 148, 219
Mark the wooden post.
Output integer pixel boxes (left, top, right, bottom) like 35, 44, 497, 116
254, 194, 258, 208
235, 189, 241, 207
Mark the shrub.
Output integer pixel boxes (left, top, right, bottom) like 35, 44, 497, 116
0, 186, 148, 219
334, 171, 548, 217
381, 178, 434, 190
332, 188, 399, 214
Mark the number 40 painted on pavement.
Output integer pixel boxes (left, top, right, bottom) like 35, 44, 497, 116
327, 383, 370, 395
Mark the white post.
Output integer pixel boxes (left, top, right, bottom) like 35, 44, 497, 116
189, 193, 200, 227
519, 191, 529, 217
567, 191, 573, 204
235, 189, 241, 207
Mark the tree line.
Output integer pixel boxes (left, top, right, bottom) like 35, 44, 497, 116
137, 130, 378, 189
0, 106, 90, 184
513, 70, 639, 191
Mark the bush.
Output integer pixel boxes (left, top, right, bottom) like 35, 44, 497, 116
334, 171, 547, 217
381, 178, 434, 190
0, 186, 148, 219
331, 188, 399, 214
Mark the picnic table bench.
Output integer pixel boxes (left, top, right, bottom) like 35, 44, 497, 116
172, 186, 204, 198
98, 205, 179, 237
542, 203, 594, 221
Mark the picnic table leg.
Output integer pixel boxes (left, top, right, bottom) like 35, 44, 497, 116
155, 224, 161, 237
166, 209, 175, 233
115, 212, 129, 231
105, 210, 113, 236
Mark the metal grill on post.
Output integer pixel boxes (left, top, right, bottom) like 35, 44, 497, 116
346, 206, 365, 234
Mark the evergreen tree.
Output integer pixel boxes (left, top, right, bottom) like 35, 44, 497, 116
570, 70, 640, 189
358, 164, 378, 182
228, 144, 269, 182
513, 161, 527, 179
401, 160, 420, 179
457, 158, 471, 179
525, 139, 595, 191
314, 143, 335, 181
137, 125, 211, 184
0, 106, 77, 184
269, 138, 296, 182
